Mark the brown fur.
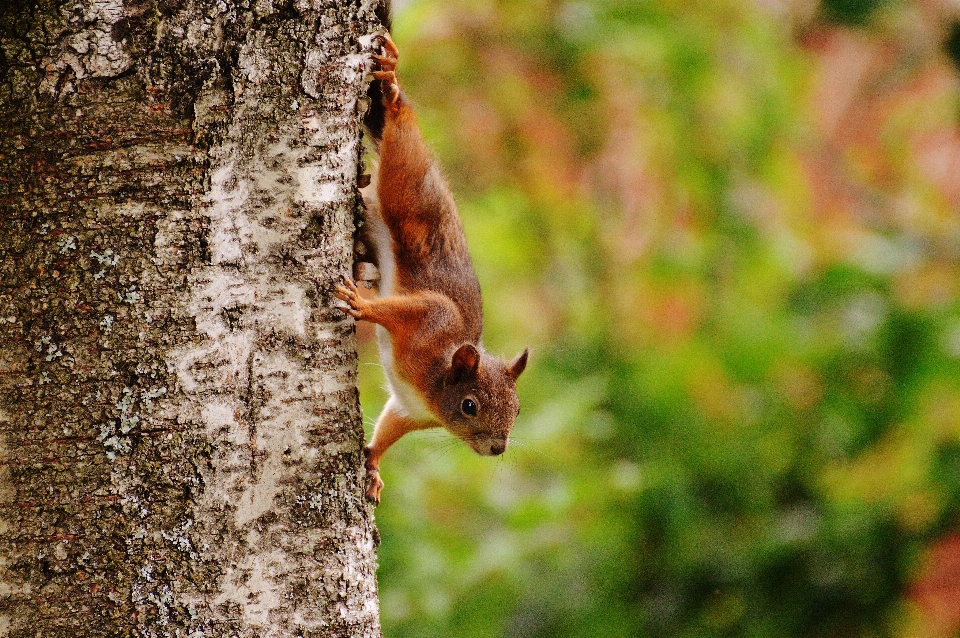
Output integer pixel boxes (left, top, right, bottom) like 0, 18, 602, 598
336, 36, 528, 503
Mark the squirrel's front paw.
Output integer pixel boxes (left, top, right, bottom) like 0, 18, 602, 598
363, 446, 385, 504
365, 468, 384, 505
335, 278, 366, 318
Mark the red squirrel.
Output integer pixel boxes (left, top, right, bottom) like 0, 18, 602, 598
336, 35, 528, 504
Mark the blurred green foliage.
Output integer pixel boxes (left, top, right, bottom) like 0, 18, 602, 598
819, 0, 888, 26
358, 0, 960, 636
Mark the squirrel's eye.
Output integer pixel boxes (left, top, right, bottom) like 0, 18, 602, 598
461, 398, 478, 417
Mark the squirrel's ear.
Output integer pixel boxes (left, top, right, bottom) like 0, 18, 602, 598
508, 348, 529, 379
447, 343, 480, 385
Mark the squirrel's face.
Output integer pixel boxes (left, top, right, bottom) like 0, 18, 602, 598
438, 344, 529, 456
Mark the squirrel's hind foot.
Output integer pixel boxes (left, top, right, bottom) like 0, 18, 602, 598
372, 34, 401, 107
375, 33, 400, 65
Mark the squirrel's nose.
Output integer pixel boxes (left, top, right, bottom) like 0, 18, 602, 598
489, 441, 506, 456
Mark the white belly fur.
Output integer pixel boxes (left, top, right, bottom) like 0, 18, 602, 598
362, 180, 437, 423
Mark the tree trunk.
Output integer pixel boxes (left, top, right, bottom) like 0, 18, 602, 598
0, 1, 382, 636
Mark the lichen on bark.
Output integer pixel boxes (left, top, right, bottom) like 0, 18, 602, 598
0, 1, 383, 636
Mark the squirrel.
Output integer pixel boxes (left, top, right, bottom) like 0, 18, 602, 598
336, 34, 529, 504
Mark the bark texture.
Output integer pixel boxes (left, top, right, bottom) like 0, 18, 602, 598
0, 1, 382, 636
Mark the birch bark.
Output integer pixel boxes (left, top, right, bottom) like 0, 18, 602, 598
0, 1, 382, 636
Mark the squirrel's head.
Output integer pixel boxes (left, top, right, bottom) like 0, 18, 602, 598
437, 343, 529, 456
